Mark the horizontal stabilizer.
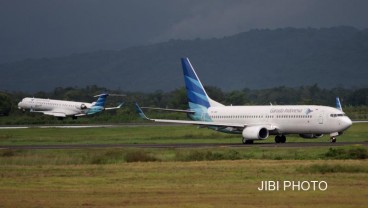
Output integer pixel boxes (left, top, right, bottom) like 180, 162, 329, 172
93, 93, 126, 97
135, 103, 247, 128
140, 107, 195, 114
105, 102, 124, 110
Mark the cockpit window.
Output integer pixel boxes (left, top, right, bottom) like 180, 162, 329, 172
330, 113, 346, 117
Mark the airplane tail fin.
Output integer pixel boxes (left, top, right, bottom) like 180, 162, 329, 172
92, 93, 109, 107
181, 57, 223, 110
336, 97, 343, 111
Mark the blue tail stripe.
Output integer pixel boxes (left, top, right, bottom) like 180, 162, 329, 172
185, 75, 203, 90
184, 76, 207, 97
187, 91, 210, 108
191, 91, 209, 102
94, 94, 108, 107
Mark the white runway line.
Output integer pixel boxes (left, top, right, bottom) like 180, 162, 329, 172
0, 126, 29, 129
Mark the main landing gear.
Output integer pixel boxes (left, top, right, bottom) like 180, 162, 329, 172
275, 135, 286, 143
242, 137, 254, 144
330, 137, 337, 143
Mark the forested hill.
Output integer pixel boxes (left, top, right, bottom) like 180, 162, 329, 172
1, 26, 368, 92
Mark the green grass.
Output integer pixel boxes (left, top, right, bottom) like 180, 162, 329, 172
0, 160, 367, 207
0, 146, 366, 166
0, 122, 367, 146
0, 122, 367, 207
0, 125, 237, 145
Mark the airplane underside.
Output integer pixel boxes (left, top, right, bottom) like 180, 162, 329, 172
208, 126, 339, 144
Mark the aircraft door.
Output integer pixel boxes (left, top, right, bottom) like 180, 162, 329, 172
318, 113, 324, 124
30, 98, 35, 110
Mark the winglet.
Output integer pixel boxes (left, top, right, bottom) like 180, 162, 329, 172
135, 103, 150, 120
117, 102, 124, 108
336, 97, 343, 111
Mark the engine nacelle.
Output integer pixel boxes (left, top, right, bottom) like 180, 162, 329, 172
242, 126, 269, 140
299, 134, 323, 139
80, 104, 87, 110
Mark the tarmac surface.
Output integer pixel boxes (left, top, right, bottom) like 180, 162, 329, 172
0, 142, 366, 150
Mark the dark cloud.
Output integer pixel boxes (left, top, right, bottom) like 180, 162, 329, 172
1, 0, 367, 63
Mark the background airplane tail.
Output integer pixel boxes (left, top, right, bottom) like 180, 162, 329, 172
181, 57, 223, 110
336, 97, 343, 111
92, 94, 108, 107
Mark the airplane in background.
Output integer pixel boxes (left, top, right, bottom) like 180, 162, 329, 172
18, 93, 123, 120
136, 57, 352, 144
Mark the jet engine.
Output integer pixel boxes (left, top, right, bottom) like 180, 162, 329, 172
299, 134, 323, 139
242, 126, 269, 140
80, 104, 87, 110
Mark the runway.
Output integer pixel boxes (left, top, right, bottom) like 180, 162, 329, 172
0, 123, 184, 129
0, 142, 366, 150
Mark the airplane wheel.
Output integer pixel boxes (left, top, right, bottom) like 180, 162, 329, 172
280, 135, 286, 143
245, 140, 254, 144
242, 138, 253, 144
275, 136, 280, 143
330, 137, 337, 143
275, 135, 286, 143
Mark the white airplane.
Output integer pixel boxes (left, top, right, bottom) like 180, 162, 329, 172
136, 57, 353, 144
18, 93, 123, 120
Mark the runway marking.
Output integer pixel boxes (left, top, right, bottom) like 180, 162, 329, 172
0, 124, 183, 129
0, 127, 29, 129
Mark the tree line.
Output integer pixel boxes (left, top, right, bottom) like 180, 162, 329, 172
1, 84, 368, 123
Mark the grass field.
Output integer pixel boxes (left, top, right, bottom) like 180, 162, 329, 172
0, 160, 367, 207
0, 122, 367, 145
0, 123, 367, 207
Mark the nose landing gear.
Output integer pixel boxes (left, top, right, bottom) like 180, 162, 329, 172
330, 137, 337, 143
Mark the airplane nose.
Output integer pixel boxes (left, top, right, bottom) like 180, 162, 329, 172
18, 101, 26, 109
341, 117, 352, 130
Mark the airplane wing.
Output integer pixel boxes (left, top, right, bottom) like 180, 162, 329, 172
140, 107, 195, 113
42, 112, 67, 117
74, 113, 87, 117
31, 108, 75, 118
105, 102, 124, 110
135, 103, 245, 128
352, 120, 368, 123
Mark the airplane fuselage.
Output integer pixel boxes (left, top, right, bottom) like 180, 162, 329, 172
18, 97, 92, 117
193, 105, 351, 136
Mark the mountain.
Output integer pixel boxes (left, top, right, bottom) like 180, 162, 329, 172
1, 26, 368, 92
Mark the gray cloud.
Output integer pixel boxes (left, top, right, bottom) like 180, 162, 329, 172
0, 0, 367, 63
153, 0, 368, 41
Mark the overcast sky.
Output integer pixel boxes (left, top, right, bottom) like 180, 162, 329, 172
1, 0, 368, 63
